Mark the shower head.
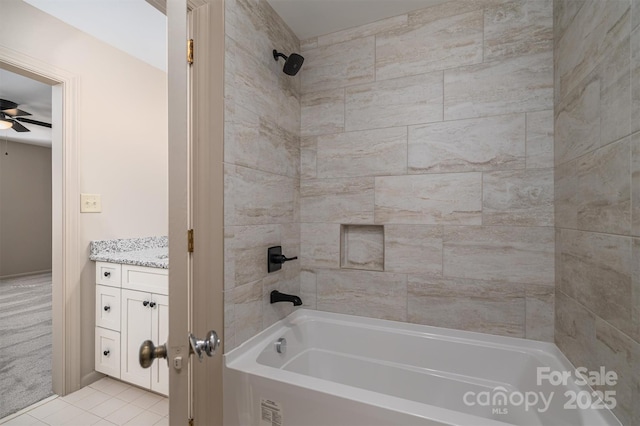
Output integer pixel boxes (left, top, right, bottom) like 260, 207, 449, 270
273, 49, 304, 76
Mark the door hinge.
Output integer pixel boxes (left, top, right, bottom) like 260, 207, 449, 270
188, 229, 194, 253
187, 39, 194, 65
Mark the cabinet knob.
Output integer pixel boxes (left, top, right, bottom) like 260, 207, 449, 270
104, 305, 110, 312
143, 300, 149, 307
103, 350, 110, 357
149, 301, 157, 308
104, 271, 111, 277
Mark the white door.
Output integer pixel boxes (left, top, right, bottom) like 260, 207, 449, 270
167, 0, 224, 424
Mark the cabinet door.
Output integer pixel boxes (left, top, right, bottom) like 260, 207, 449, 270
151, 294, 169, 395
121, 289, 152, 389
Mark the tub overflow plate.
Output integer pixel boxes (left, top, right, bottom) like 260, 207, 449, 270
275, 337, 287, 354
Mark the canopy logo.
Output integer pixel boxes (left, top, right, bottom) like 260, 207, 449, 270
462, 367, 617, 415
463, 386, 553, 414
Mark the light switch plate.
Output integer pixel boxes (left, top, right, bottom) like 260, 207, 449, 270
81, 193, 102, 213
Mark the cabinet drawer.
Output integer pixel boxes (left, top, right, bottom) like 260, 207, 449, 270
96, 285, 121, 331
122, 265, 168, 295
96, 262, 121, 287
95, 328, 120, 378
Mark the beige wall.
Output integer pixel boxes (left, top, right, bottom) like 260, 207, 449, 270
0, 141, 52, 277
223, 0, 301, 351
554, 0, 639, 423
298, 1, 555, 340
0, 0, 168, 384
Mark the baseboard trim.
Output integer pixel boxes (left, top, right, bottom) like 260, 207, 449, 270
0, 270, 53, 280
81, 371, 104, 388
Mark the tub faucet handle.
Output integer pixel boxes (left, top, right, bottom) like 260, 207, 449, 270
268, 246, 298, 273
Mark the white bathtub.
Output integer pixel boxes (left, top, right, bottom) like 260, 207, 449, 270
224, 310, 621, 426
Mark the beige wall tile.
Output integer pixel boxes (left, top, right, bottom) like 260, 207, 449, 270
301, 88, 345, 137
224, 0, 301, 351
554, 158, 578, 229
227, 37, 300, 135
407, 0, 491, 26
556, 0, 629, 100
376, 10, 483, 81
300, 269, 317, 309
317, 14, 408, 47
225, 104, 299, 178
384, 225, 443, 275
345, 72, 443, 131
408, 114, 526, 173
483, 168, 554, 226
594, 318, 640, 425
633, 26, 640, 134
300, 136, 317, 179
300, 223, 341, 269
317, 127, 407, 178
301, 178, 374, 223
558, 229, 633, 339
300, 37, 317, 51
598, 16, 632, 147
407, 275, 526, 337
444, 51, 553, 120
224, 225, 280, 290
301, 37, 375, 93
484, 0, 553, 61
375, 173, 482, 225
525, 284, 554, 342
633, 239, 640, 342
577, 138, 631, 234
224, 164, 296, 226
443, 226, 554, 285
633, 135, 640, 236
555, 290, 599, 372
526, 110, 554, 169
316, 269, 407, 321
554, 77, 601, 166
229, 280, 263, 346
225, 0, 299, 71
553, 0, 584, 44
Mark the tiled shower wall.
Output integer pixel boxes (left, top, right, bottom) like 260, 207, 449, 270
554, 0, 640, 423
298, 0, 555, 340
223, 0, 301, 351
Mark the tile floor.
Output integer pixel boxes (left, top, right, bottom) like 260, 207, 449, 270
0, 377, 168, 426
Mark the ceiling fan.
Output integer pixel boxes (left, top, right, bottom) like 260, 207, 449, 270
0, 98, 52, 132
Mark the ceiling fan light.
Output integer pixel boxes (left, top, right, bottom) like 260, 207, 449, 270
0, 119, 13, 130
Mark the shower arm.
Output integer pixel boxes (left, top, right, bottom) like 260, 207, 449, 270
273, 50, 288, 61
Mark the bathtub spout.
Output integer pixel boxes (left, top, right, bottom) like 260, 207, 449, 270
271, 290, 302, 306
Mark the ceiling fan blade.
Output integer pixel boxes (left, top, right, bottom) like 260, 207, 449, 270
15, 117, 51, 128
0, 99, 18, 110
10, 120, 30, 132
2, 108, 32, 117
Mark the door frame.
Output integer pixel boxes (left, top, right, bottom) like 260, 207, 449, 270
0, 48, 81, 396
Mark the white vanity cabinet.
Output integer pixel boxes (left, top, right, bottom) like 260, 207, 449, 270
94, 261, 168, 396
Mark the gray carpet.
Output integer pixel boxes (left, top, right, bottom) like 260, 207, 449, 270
0, 272, 53, 419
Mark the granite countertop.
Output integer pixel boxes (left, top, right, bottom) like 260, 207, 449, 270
89, 236, 168, 269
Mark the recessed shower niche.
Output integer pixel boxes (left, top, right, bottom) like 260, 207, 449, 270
340, 225, 384, 271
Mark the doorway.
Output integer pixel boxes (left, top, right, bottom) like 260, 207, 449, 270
0, 59, 77, 419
